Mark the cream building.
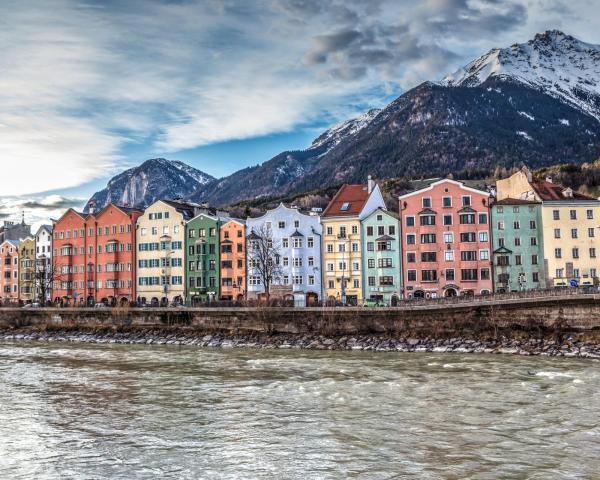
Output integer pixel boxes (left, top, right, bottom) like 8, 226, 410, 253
497, 168, 600, 287
136, 200, 195, 305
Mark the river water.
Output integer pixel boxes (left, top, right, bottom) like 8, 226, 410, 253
0, 343, 599, 479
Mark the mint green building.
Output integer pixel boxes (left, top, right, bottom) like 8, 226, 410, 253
185, 213, 222, 304
361, 208, 402, 305
491, 198, 546, 292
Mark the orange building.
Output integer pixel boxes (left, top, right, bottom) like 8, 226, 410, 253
0, 240, 20, 305
219, 219, 246, 301
52, 204, 142, 306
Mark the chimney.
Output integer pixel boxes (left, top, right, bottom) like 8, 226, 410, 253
367, 175, 375, 194
546, 175, 553, 183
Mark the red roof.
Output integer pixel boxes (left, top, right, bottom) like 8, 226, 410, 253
531, 181, 596, 201
322, 184, 370, 217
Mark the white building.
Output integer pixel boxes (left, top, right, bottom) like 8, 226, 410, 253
35, 225, 53, 302
246, 204, 323, 306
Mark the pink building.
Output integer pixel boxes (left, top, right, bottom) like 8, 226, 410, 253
399, 179, 493, 298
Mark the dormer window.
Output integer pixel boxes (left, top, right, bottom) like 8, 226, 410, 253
340, 202, 350, 211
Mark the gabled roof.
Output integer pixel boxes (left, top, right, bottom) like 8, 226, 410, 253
322, 184, 370, 217
398, 178, 490, 200
2, 239, 21, 248
493, 198, 540, 206
53, 208, 88, 225
36, 224, 53, 235
493, 246, 513, 254
95, 202, 143, 219
247, 230, 261, 240
290, 230, 304, 237
160, 199, 198, 220
363, 207, 399, 221
530, 180, 596, 202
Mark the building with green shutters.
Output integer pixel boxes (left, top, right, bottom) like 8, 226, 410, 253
361, 208, 402, 305
491, 198, 546, 292
186, 213, 222, 304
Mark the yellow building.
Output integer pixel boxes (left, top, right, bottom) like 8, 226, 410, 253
320, 177, 386, 305
18, 237, 36, 304
497, 168, 600, 287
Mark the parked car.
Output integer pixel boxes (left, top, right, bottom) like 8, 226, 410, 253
22, 302, 41, 309
94, 303, 109, 309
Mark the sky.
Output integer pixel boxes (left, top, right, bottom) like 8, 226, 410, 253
1, 0, 600, 228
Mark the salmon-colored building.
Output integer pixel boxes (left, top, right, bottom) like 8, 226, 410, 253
52, 204, 142, 306
399, 179, 493, 298
0, 240, 20, 305
219, 219, 246, 300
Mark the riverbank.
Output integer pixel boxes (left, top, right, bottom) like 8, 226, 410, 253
2, 326, 600, 357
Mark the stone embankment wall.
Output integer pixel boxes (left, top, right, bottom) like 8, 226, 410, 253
1, 295, 600, 339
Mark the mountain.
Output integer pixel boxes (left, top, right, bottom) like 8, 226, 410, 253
84, 158, 214, 212
88, 31, 600, 209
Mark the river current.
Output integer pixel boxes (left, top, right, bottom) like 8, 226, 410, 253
0, 343, 599, 479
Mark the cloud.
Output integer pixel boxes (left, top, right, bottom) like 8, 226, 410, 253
0, 194, 86, 232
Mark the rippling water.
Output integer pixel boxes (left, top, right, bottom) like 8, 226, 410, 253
1, 343, 599, 479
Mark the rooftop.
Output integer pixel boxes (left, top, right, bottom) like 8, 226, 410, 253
530, 180, 596, 202
322, 184, 370, 217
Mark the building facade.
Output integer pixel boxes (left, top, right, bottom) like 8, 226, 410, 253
35, 225, 53, 303
399, 179, 493, 298
185, 213, 222, 304
321, 178, 386, 305
247, 204, 322, 305
497, 168, 600, 287
0, 240, 20, 305
136, 200, 192, 305
361, 208, 402, 305
18, 237, 36, 304
52, 205, 142, 306
491, 199, 546, 292
0, 220, 31, 243
220, 219, 246, 301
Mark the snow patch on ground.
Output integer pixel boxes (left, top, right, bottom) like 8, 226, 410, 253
518, 111, 535, 121
516, 131, 533, 141
559, 118, 570, 126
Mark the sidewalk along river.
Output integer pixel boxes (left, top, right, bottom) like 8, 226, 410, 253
0, 342, 599, 479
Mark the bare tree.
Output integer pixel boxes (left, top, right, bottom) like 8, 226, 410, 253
33, 255, 61, 306
247, 224, 283, 300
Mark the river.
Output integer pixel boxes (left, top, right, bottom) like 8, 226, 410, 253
0, 343, 599, 479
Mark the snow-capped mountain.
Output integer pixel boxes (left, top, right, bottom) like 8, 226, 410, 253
84, 158, 215, 212
311, 108, 382, 150
443, 30, 600, 121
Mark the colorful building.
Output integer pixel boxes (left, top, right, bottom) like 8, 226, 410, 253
491, 199, 546, 292
35, 225, 53, 303
220, 219, 246, 301
185, 213, 222, 304
399, 178, 493, 298
52, 204, 142, 306
247, 204, 322, 305
361, 208, 402, 305
0, 240, 20, 305
321, 177, 386, 305
18, 237, 36, 304
497, 168, 600, 287
136, 200, 192, 306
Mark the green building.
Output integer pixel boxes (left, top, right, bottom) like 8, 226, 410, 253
361, 208, 402, 305
186, 213, 222, 304
491, 198, 546, 292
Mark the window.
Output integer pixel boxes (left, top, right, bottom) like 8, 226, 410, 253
340, 202, 350, 211
420, 215, 435, 226
326, 243, 333, 253
443, 215, 453, 226
352, 261, 360, 271
459, 269, 477, 281
407, 270, 417, 282
446, 269, 455, 281
571, 229, 578, 239
592, 269, 598, 278
379, 276, 394, 286
556, 268, 564, 278
351, 225, 358, 235
406, 216, 415, 227
513, 206, 520, 213
367, 242, 374, 252
479, 231, 488, 242
497, 206, 504, 214
339, 226, 347, 238
378, 258, 393, 268
530, 220, 536, 229
532, 272, 539, 283
514, 237, 521, 247
530, 237, 537, 246
480, 268, 490, 280
388, 225, 396, 236
479, 213, 488, 225
353, 279, 360, 289
443, 196, 452, 207
572, 247, 579, 259
587, 209, 594, 220
553, 210, 560, 220
278, 221, 286, 229
515, 255, 522, 266
421, 252, 437, 262
445, 251, 454, 261
422, 270, 437, 282
554, 228, 561, 239
282, 238, 289, 248
591, 248, 597, 258
513, 221, 520, 229
497, 221, 505, 230
368, 276, 376, 287
460, 251, 477, 261
555, 248, 562, 259
459, 213, 475, 224
307, 237, 314, 248
589, 228, 595, 238
377, 226, 385, 236
461, 196, 471, 206
368, 258, 375, 268
406, 252, 416, 263
573, 269, 580, 278
570, 210, 577, 220
422, 197, 432, 208
421, 233, 436, 244
480, 250, 489, 260
366, 226, 374, 236
460, 232, 476, 243
406, 234, 416, 245
326, 226, 333, 235
497, 255, 509, 266
292, 237, 303, 248
532, 254, 538, 265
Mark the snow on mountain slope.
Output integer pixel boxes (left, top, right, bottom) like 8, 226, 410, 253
310, 108, 382, 151
443, 30, 600, 121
